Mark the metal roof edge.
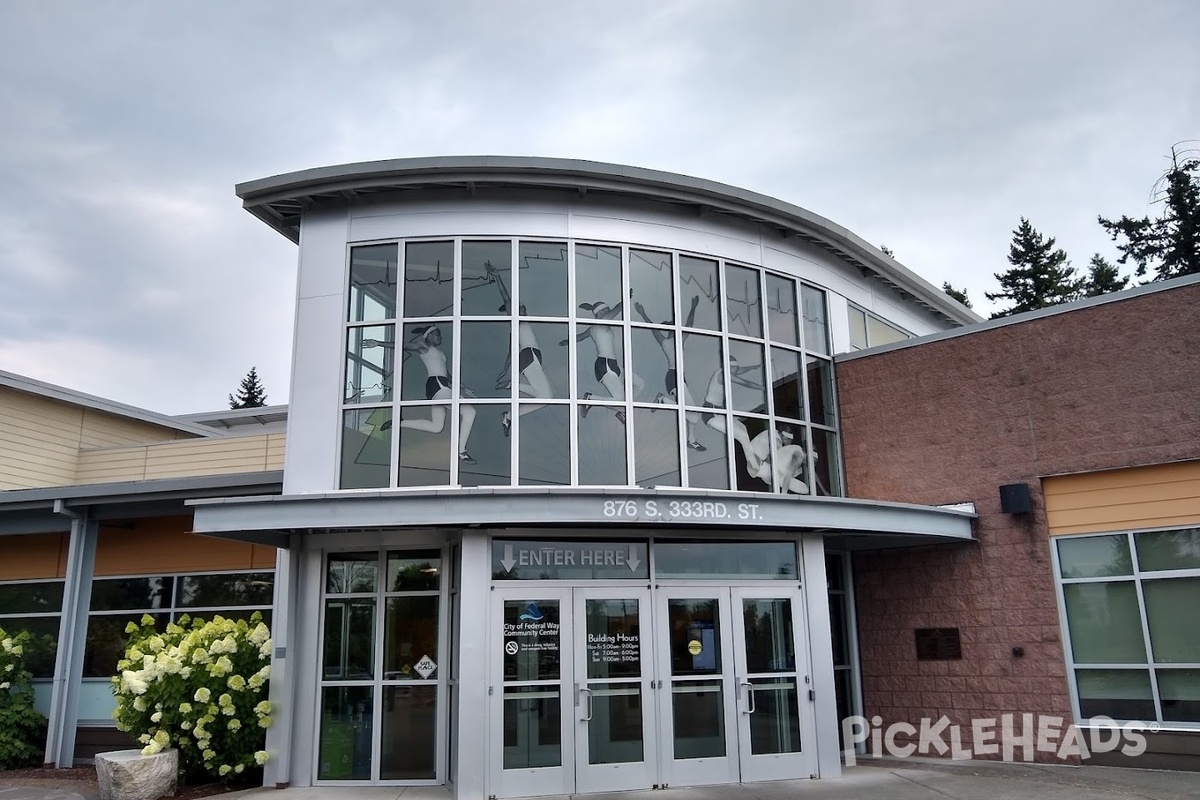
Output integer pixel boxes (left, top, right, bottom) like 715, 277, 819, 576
235, 156, 981, 327
0, 471, 284, 510
0, 369, 218, 437
835, 272, 1200, 363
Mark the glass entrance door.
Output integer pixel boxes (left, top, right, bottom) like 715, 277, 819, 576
490, 586, 656, 797
654, 586, 814, 787
731, 587, 814, 781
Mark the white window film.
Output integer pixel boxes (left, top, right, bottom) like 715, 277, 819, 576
846, 303, 911, 351
1054, 527, 1200, 726
339, 239, 843, 496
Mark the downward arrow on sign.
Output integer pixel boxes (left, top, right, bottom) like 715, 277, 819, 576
501, 544, 517, 572
626, 545, 640, 572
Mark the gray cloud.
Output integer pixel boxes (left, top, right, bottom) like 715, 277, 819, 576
0, 0, 1196, 412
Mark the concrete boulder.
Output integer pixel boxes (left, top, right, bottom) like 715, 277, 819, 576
95, 749, 178, 800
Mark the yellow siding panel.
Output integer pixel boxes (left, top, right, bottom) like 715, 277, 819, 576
265, 434, 286, 471
76, 434, 280, 483
1044, 461, 1200, 535
78, 409, 191, 449
0, 388, 83, 488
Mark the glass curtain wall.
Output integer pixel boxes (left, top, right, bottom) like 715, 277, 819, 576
340, 239, 840, 495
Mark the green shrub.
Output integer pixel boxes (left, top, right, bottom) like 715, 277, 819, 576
0, 626, 49, 769
111, 613, 272, 782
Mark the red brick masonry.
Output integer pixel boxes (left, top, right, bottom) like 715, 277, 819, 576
835, 280, 1200, 760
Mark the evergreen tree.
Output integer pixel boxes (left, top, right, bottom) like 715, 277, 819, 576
941, 282, 972, 308
1099, 144, 1200, 280
985, 218, 1083, 319
1082, 254, 1129, 297
229, 367, 268, 409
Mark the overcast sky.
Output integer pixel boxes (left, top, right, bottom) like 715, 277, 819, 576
1, 0, 1196, 415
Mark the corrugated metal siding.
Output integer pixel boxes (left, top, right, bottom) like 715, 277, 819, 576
1043, 460, 1200, 535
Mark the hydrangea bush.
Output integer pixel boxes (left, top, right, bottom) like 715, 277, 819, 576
0, 626, 49, 769
112, 613, 273, 782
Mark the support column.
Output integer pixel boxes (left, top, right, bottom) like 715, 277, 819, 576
451, 531, 490, 800
263, 537, 297, 787
801, 534, 842, 778
45, 506, 97, 768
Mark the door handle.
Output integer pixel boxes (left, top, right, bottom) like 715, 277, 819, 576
741, 681, 756, 714
579, 687, 593, 721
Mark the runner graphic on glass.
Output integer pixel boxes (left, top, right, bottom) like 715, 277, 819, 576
485, 262, 554, 437
399, 325, 478, 464
700, 356, 760, 470
566, 298, 643, 424
746, 423, 809, 494
635, 295, 705, 451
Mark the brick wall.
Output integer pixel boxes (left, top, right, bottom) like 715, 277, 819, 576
836, 280, 1200, 760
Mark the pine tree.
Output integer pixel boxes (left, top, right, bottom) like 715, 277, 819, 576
1099, 144, 1200, 280
229, 367, 268, 409
941, 282, 972, 308
985, 218, 1083, 319
1082, 254, 1129, 297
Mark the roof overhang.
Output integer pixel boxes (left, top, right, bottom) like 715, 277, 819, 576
189, 488, 975, 551
236, 156, 980, 328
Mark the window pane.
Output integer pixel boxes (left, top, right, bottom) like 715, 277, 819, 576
657, 542, 798, 580
806, 357, 835, 427
503, 600, 561, 680
683, 334, 724, 409
518, 241, 568, 318
323, 599, 375, 680
575, 245, 623, 319
747, 423, 808, 496
1143, 578, 1200, 662
462, 240, 512, 317
578, 403, 627, 486
734, 416, 771, 493
383, 596, 439, 679
630, 249, 674, 326
177, 573, 274, 607
519, 405, 571, 486
770, 348, 804, 422
90, 577, 174, 611
319, 686, 374, 780
687, 412, 729, 490
345, 325, 394, 404
1063, 582, 1146, 663
868, 315, 908, 346
458, 405, 511, 487
386, 551, 442, 592
0, 582, 64, 614
400, 323, 454, 402
848, 307, 867, 350
1057, 535, 1133, 578
341, 408, 391, 489
1076, 669, 1154, 720
381, 686, 437, 779
631, 327, 674, 403
810, 428, 840, 496
678, 256, 721, 332
801, 285, 829, 355
728, 340, 766, 414
765, 274, 798, 346
725, 265, 762, 338
398, 405, 452, 487
523, 322, 568, 399
349, 244, 398, 323
0, 616, 58, 678
742, 599, 795, 673
403, 241, 454, 318
1136, 528, 1200, 572
577, 324, 627, 401
503, 686, 561, 769
327, 553, 379, 594
668, 599, 722, 675
634, 408, 680, 488
1157, 669, 1200, 723
459, 321, 511, 399
586, 599, 641, 680
83, 613, 168, 678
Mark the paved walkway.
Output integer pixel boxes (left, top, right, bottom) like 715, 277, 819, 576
4, 759, 1199, 800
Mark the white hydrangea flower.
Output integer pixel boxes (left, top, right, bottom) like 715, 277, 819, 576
218, 765, 232, 777
254, 700, 272, 716
194, 687, 211, 703
228, 674, 246, 691
254, 751, 269, 766
150, 711, 162, 723
258, 715, 273, 729
249, 623, 270, 646
179, 702, 192, 714
133, 696, 148, 712
228, 718, 241, 731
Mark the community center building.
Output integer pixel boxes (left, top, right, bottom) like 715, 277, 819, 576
0, 157, 1196, 796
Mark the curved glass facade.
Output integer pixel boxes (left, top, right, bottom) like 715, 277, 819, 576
340, 239, 840, 495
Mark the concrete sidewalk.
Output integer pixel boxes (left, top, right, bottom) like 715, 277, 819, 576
4, 759, 1199, 800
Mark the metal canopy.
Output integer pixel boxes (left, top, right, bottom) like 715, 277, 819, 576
189, 488, 975, 551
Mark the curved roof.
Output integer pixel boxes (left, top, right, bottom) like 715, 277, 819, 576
236, 156, 979, 326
